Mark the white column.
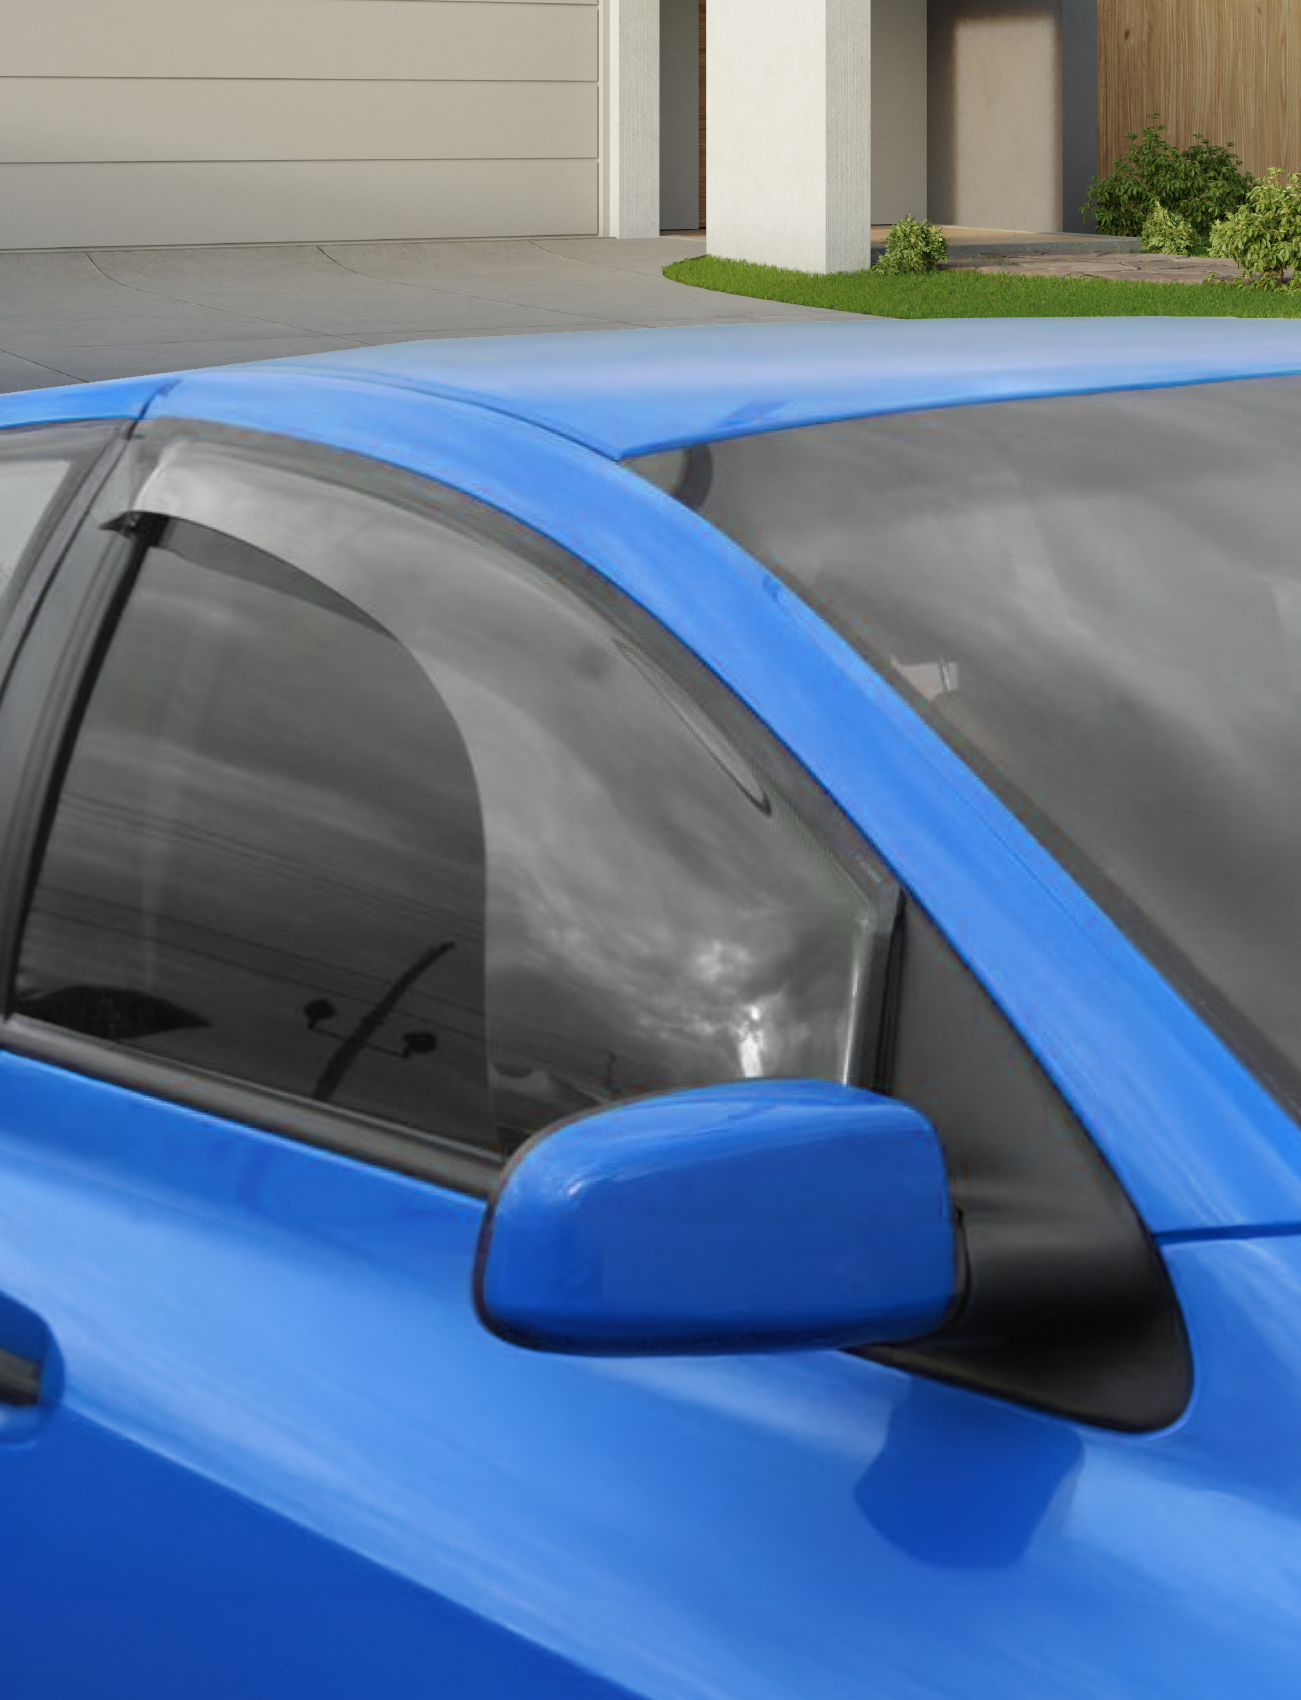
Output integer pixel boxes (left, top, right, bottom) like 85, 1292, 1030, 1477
707, 0, 873, 273
607, 0, 661, 237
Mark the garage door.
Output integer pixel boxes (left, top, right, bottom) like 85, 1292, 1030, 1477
0, 0, 599, 248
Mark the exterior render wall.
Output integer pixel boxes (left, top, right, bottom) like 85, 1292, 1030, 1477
708, 0, 871, 273
0, 0, 600, 249
871, 0, 928, 224
608, 0, 660, 236
928, 0, 1063, 231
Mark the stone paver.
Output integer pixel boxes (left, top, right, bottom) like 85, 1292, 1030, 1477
0, 234, 866, 395
960, 250, 1240, 285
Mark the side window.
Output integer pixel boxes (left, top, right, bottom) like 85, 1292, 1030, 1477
0, 423, 114, 605
16, 520, 493, 1152
15, 438, 892, 1159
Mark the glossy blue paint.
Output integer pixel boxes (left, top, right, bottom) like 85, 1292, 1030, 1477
0, 373, 175, 431
3, 328, 1301, 1696
2, 1051, 1301, 1699
477, 1082, 957, 1355
144, 365, 1301, 1234
240, 319, 1301, 456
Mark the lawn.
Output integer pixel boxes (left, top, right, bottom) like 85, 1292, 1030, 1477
663, 255, 1301, 318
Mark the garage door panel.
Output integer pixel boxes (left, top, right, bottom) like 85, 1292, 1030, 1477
0, 81, 598, 164
0, 161, 599, 249
5, 1, 597, 81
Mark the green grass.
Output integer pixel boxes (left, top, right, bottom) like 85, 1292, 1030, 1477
663, 255, 1301, 318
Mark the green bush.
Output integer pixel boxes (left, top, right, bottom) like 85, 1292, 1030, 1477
1082, 114, 1252, 245
1140, 200, 1197, 256
874, 215, 948, 275
1208, 169, 1301, 288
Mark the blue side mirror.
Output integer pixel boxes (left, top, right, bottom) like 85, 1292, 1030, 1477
474, 1080, 962, 1356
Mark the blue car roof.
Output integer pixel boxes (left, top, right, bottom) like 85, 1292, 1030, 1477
245, 318, 1301, 456
6, 318, 1301, 459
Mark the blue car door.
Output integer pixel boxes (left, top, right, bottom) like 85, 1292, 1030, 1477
0, 418, 883, 1698
0, 414, 1283, 1700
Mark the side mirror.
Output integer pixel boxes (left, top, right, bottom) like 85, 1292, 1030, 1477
474, 1080, 962, 1356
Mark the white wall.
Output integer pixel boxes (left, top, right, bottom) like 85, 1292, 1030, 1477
660, 0, 701, 229
607, 0, 660, 236
0, 0, 601, 248
871, 0, 928, 224
708, 0, 871, 272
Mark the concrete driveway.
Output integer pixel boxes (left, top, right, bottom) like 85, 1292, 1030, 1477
0, 234, 865, 394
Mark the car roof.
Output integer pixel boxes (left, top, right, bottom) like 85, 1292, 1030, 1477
239, 317, 1301, 456
6, 318, 1301, 460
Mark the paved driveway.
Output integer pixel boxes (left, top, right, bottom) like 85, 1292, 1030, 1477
0, 234, 866, 393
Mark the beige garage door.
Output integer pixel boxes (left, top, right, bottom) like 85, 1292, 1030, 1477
0, 0, 599, 248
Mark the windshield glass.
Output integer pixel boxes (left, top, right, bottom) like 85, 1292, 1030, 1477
631, 376, 1301, 1117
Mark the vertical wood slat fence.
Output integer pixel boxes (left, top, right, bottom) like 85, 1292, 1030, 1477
1099, 0, 1301, 183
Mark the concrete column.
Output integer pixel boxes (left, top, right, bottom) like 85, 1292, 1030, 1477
608, 0, 660, 236
707, 0, 872, 274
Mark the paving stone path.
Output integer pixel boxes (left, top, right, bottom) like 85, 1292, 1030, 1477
955, 250, 1242, 285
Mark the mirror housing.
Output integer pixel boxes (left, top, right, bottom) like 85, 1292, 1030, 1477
475, 1080, 961, 1356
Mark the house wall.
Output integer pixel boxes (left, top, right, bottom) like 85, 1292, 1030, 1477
1099, 0, 1301, 184
0, 0, 600, 249
928, 0, 1064, 231
660, 0, 701, 228
871, 0, 929, 224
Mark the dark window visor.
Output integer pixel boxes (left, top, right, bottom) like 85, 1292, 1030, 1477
17, 441, 888, 1157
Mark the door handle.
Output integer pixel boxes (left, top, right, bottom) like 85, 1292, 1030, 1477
0, 1343, 41, 1407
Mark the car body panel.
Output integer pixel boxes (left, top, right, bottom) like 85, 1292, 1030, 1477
239, 319, 1301, 457
9, 319, 1301, 459
1, 329, 1300, 1697
1, 1049, 1299, 1699
133, 366, 1301, 1235
0, 374, 177, 433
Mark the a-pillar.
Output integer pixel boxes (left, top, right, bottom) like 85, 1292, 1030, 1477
706, 0, 874, 273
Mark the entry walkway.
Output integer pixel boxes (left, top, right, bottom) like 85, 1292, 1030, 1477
0, 233, 867, 394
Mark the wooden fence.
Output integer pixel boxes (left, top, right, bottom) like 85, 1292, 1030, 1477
1099, 0, 1301, 182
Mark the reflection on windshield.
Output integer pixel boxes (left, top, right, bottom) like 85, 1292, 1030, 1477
635, 378, 1301, 1116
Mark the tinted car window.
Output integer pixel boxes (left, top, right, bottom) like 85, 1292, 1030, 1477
18, 437, 887, 1156
632, 377, 1301, 1118
17, 520, 493, 1151
0, 460, 71, 591
0, 423, 113, 605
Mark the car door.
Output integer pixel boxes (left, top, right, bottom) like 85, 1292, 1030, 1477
0, 418, 886, 1698
0, 415, 1272, 1700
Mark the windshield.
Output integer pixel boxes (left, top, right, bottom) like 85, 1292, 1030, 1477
631, 376, 1301, 1118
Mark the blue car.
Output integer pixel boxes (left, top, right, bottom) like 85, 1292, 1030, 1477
2, 319, 1301, 1698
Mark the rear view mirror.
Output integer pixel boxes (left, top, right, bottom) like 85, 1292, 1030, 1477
474, 1080, 962, 1356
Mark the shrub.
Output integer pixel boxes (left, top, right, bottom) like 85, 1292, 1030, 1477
1208, 169, 1301, 288
1082, 115, 1252, 245
874, 215, 948, 275
1140, 200, 1197, 256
